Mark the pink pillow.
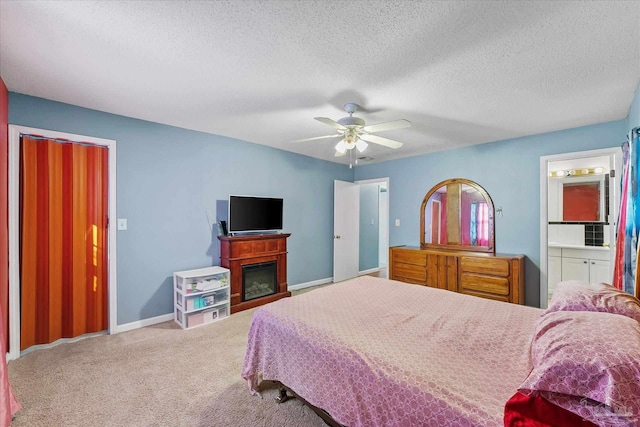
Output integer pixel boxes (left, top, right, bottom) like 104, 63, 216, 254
519, 311, 640, 425
545, 280, 640, 323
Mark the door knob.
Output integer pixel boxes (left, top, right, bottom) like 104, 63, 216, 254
334, 235, 341, 239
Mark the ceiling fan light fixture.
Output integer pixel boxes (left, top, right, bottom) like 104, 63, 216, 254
344, 129, 358, 144
305, 102, 411, 160
335, 140, 347, 154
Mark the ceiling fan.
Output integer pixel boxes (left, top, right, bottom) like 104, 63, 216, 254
294, 103, 411, 159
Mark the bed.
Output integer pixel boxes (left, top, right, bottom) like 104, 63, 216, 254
241, 276, 640, 427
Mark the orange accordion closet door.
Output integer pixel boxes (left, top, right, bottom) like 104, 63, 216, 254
20, 135, 108, 351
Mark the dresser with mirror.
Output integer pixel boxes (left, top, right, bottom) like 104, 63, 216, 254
390, 178, 525, 304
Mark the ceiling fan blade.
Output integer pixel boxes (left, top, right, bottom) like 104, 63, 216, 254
359, 133, 403, 149
362, 119, 411, 133
334, 150, 347, 157
315, 117, 347, 130
291, 134, 341, 143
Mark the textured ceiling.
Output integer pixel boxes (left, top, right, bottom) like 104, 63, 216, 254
1, 1, 639, 165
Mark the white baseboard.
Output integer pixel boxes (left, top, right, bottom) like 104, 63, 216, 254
289, 270, 383, 292
288, 277, 333, 291
115, 313, 174, 334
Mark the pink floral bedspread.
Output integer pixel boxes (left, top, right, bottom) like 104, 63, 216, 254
241, 276, 542, 427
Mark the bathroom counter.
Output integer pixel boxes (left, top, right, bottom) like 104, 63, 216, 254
548, 243, 610, 251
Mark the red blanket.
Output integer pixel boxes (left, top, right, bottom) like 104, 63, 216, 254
504, 392, 598, 427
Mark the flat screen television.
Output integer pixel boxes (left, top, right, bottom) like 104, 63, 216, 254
228, 195, 283, 233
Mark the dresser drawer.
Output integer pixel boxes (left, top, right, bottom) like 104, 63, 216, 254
390, 248, 524, 304
392, 249, 427, 266
392, 263, 426, 282
459, 289, 510, 303
394, 277, 427, 286
460, 257, 510, 277
459, 272, 510, 296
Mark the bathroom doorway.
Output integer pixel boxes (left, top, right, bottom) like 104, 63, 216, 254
540, 147, 622, 308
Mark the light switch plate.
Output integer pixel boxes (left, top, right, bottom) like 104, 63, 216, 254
395, 219, 400, 226
117, 218, 127, 230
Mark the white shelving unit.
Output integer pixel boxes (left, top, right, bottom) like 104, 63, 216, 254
174, 266, 230, 329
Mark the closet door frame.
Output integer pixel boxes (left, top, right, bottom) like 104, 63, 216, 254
7, 125, 117, 360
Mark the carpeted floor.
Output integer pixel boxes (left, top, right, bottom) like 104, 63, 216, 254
7, 286, 330, 427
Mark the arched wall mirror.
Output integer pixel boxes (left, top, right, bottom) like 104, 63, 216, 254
420, 178, 495, 253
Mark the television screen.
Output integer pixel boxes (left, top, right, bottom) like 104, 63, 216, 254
228, 195, 283, 233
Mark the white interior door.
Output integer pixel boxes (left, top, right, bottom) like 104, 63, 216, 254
334, 180, 360, 283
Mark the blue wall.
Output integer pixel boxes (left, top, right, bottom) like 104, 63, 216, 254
629, 82, 640, 131
9, 87, 638, 319
359, 183, 379, 271
9, 93, 353, 325
354, 120, 628, 307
